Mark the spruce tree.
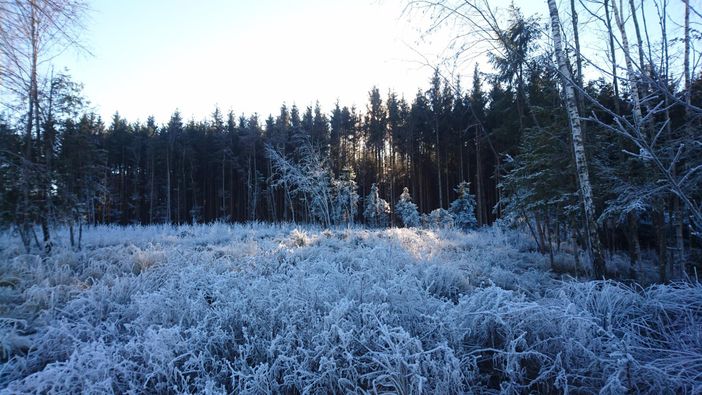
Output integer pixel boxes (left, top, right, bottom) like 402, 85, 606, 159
449, 181, 478, 230
395, 187, 420, 227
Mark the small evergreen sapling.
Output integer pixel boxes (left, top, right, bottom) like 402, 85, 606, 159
364, 183, 390, 227
395, 187, 420, 227
449, 181, 478, 230
425, 208, 454, 229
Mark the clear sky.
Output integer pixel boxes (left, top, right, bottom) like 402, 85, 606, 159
55, 0, 684, 124
57, 0, 443, 123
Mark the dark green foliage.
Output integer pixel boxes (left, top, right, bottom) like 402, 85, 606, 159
449, 181, 478, 230
1, 64, 699, 281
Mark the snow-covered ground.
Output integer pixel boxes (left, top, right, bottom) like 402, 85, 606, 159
1, 223, 700, 393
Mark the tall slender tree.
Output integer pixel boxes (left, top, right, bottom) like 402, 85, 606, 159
547, 0, 606, 278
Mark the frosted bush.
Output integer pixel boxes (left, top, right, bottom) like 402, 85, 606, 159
0, 223, 700, 393
421, 264, 471, 302
423, 208, 454, 229
363, 183, 391, 227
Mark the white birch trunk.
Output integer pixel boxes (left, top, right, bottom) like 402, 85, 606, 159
611, 0, 642, 124
547, 0, 606, 278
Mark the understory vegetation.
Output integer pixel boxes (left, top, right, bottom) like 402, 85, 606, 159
1, 223, 700, 393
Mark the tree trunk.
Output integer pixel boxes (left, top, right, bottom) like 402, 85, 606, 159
674, 198, 685, 277
548, 0, 606, 279
545, 211, 555, 269
69, 220, 75, 248
572, 222, 581, 276
569, 0, 586, 120
626, 212, 642, 279
166, 145, 172, 223
19, 2, 40, 253
475, 129, 486, 225
654, 208, 668, 282
628, 0, 646, 69
603, 0, 621, 114
190, 157, 197, 223
435, 121, 443, 209
39, 104, 52, 254
221, 153, 226, 219
536, 214, 546, 254
149, 155, 154, 223
678, 0, 691, 275
268, 159, 276, 221
390, 142, 396, 226
78, 216, 83, 250
611, 0, 642, 124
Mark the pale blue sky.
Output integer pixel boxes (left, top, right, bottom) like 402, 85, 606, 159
55, 0, 686, 124
58, 0, 439, 123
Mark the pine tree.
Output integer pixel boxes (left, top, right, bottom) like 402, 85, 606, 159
365, 88, 387, 187
395, 187, 420, 227
57, 113, 106, 247
449, 181, 478, 230
0, 118, 22, 227
428, 71, 445, 208
310, 102, 330, 154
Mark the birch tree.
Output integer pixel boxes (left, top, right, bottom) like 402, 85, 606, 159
547, 0, 606, 278
0, 0, 88, 253
267, 142, 334, 227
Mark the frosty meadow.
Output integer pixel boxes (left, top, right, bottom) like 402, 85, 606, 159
2, 0, 702, 392
1, 223, 700, 393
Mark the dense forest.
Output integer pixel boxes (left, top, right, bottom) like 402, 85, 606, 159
1, 1, 701, 281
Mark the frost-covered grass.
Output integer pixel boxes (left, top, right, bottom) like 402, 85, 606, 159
1, 223, 700, 393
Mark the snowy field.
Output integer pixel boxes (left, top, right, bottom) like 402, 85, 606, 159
1, 223, 700, 393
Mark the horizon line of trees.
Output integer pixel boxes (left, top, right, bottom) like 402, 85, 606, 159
1, 70, 494, 227
1, 64, 700, 278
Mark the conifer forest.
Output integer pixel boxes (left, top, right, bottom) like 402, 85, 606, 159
1, 0, 702, 393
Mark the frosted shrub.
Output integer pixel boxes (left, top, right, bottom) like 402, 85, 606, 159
421, 264, 471, 302
395, 187, 420, 227
363, 183, 391, 227
424, 208, 454, 229
331, 167, 360, 225
267, 143, 334, 227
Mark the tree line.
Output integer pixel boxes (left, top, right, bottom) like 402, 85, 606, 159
0, 71, 490, 228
